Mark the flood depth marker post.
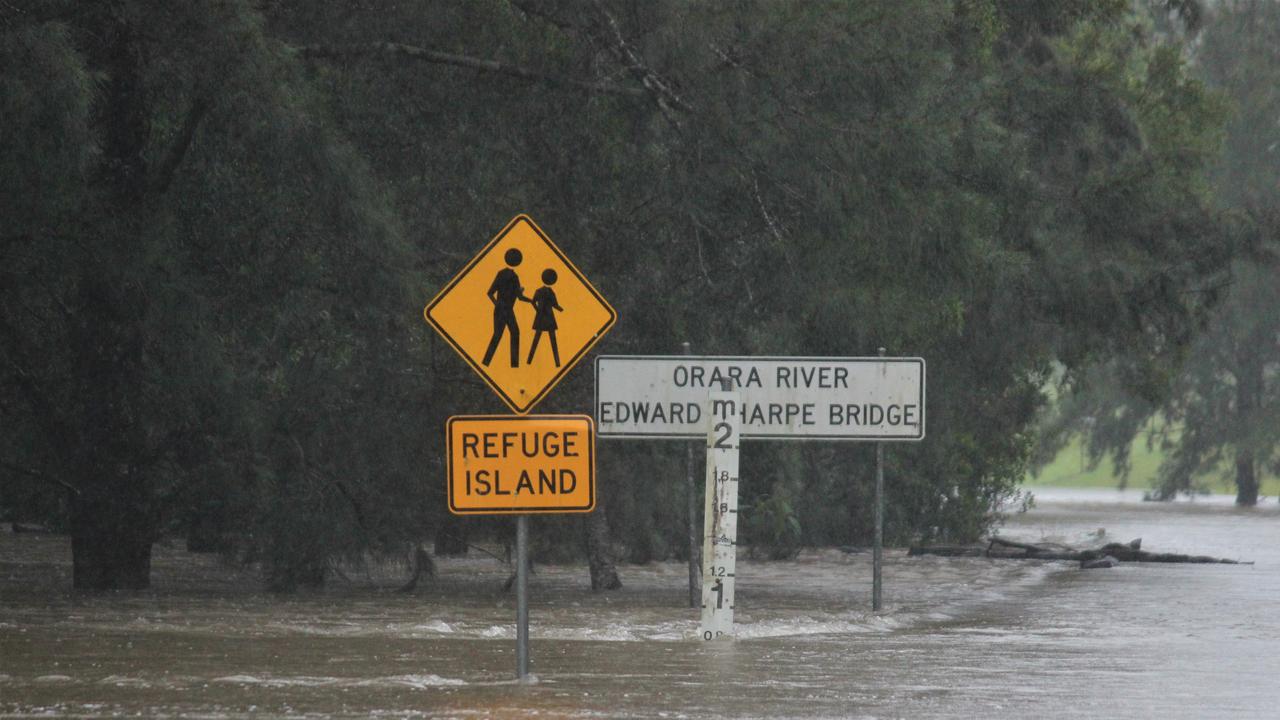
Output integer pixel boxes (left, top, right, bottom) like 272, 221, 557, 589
700, 382, 741, 639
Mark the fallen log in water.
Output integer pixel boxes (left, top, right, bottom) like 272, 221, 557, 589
905, 545, 986, 558
908, 536, 1248, 566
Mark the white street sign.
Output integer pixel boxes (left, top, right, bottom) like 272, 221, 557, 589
595, 356, 925, 440
699, 386, 740, 640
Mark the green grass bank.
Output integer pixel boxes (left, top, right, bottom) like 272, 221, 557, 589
1027, 434, 1280, 497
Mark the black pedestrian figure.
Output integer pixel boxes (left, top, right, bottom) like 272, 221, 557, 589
526, 268, 563, 367
482, 248, 531, 368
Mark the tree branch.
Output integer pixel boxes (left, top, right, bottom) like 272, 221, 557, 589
750, 168, 798, 281
292, 42, 645, 98
688, 214, 717, 290
0, 460, 80, 495
590, 1, 693, 122
148, 94, 211, 196
0, 0, 95, 30
333, 480, 371, 536
508, 0, 579, 32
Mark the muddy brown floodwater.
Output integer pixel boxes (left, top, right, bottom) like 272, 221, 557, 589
3, 488, 1278, 718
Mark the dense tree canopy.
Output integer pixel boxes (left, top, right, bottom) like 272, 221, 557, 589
1, 0, 425, 588
0, 0, 1243, 589
1034, 0, 1279, 506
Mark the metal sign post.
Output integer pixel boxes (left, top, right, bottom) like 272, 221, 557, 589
515, 514, 530, 680
683, 342, 699, 609
873, 348, 886, 611
873, 441, 885, 611
699, 383, 741, 640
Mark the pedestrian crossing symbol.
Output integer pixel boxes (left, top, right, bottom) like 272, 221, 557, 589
424, 214, 617, 414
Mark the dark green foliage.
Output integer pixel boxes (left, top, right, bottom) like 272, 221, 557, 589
1, 1, 425, 588
1156, 253, 1279, 504
1152, 0, 1280, 501
0, 0, 1239, 590
1035, 1, 1279, 506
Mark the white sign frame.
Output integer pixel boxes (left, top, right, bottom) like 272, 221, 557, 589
594, 355, 925, 441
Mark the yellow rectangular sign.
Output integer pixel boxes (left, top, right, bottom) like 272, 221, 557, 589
447, 415, 595, 515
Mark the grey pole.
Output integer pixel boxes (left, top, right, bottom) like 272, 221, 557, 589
873, 347, 885, 612
684, 341, 699, 608
515, 514, 530, 680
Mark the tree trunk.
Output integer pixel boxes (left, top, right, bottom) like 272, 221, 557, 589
585, 508, 622, 591
397, 544, 435, 593
1234, 357, 1263, 507
1235, 451, 1259, 507
70, 489, 155, 590
910, 537, 1244, 564
66, 14, 157, 593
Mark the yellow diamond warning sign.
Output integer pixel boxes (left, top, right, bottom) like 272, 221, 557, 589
425, 215, 616, 414
446, 415, 595, 515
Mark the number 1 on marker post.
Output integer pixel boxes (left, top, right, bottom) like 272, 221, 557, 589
700, 386, 740, 640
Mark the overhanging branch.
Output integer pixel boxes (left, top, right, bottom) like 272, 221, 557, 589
149, 94, 211, 196
591, 1, 693, 122
292, 42, 645, 99
0, 460, 81, 496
